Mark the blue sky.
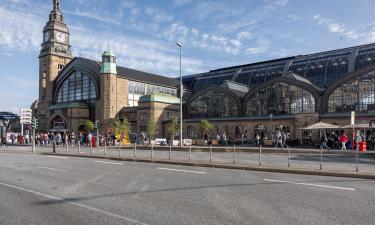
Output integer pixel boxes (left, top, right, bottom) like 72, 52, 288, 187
0, 0, 374, 113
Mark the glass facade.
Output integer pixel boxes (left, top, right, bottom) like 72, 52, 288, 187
187, 89, 238, 119
56, 71, 97, 103
245, 82, 315, 116
184, 44, 375, 92
128, 80, 177, 107
328, 70, 375, 113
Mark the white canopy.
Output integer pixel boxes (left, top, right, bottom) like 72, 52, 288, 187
340, 123, 374, 129
301, 122, 340, 130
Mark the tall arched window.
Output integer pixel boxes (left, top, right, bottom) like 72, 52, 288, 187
56, 71, 97, 103
187, 89, 238, 119
328, 70, 375, 112
245, 82, 315, 116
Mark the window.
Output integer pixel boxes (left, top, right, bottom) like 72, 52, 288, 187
328, 70, 375, 113
55, 71, 97, 103
140, 112, 147, 121
187, 89, 239, 119
245, 82, 315, 116
166, 111, 173, 120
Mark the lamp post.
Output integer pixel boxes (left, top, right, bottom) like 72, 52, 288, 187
270, 113, 273, 141
177, 42, 183, 148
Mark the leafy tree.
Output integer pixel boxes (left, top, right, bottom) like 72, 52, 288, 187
85, 120, 94, 133
112, 118, 131, 144
200, 119, 213, 139
146, 117, 157, 144
168, 116, 179, 141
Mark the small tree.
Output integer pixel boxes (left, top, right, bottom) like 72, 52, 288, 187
146, 117, 157, 144
85, 120, 94, 133
200, 119, 213, 139
168, 117, 179, 142
112, 118, 131, 144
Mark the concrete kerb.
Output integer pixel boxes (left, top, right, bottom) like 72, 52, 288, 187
41, 152, 375, 180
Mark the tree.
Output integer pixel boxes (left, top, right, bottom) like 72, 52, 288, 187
146, 117, 157, 144
85, 120, 94, 133
200, 119, 213, 139
168, 117, 179, 141
112, 118, 131, 145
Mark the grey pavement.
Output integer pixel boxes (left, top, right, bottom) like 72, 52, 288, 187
0, 150, 375, 225
17, 144, 375, 174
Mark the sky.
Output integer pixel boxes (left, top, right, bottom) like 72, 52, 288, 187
0, 0, 374, 114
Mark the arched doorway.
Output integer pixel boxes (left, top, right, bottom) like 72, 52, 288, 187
51, 116, 66, 132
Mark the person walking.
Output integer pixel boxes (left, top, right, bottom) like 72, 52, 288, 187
339, 132, 348, 150
1, 134, 6, 148
355, 130, 362, 151
320, 133, 330, 150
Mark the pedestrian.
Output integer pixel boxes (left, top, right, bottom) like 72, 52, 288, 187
223, 132, 227, 145
320, 133, 330, 150
355, 130, 362, 151
339, 132, 348, 150
1, 134, 6, 148
87, 132, 92, 146
281, 131, 288, 148
255, 133, 260, 146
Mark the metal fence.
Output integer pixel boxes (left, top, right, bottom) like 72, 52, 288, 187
32, 142, 375, 174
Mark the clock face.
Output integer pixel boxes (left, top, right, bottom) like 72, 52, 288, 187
56, 32, 66, 43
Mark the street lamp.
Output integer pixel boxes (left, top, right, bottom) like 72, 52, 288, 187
177, 42, 183, 147
270, 113, 273, 141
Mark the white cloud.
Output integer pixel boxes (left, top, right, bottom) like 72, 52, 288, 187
246, 38, 270, 54
65, 9, 121, 25
0, 6, 42, 52
173, 0, 193, 7
312, 15, 360, 40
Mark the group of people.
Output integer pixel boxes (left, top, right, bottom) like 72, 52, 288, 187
320, 130, 366, 150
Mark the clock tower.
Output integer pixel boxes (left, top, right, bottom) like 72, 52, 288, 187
38, 0, 72, 128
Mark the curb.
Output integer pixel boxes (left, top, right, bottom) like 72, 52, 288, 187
41, 152, 375, 180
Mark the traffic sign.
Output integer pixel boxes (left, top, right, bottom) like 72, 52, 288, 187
20, 108, 32, 124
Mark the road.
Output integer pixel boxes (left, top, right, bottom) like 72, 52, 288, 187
0, 151, 374, 225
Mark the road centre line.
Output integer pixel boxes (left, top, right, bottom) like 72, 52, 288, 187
264, 179, 356, 191
158, 167, 206, 174
37, 166, 67, 172
0, 182, 149, 225
93, 160, 123, 165
46, 156, 68, 159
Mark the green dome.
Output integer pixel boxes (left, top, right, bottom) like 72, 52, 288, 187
139, 93, 180, 104
102, 50, 116, 57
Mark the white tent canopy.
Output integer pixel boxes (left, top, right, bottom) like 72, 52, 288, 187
341, 123, 374, 129
301, 122, 340, 130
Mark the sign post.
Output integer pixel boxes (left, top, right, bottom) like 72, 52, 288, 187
20, 108, 32, 144
351, 111, 355, 151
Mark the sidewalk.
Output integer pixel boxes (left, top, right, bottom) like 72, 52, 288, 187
2, 145, 374, 180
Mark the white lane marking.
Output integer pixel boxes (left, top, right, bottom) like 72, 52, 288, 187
46, 156, 68, 159
0, 182, 149, 225
158, 167, 206, 174
264, 179, 356, 191
93, 160, 123, 165
0, 160, 14, 164
37, 166, 67, 172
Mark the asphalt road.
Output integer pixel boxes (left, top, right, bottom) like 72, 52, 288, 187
0, 151, 374, 225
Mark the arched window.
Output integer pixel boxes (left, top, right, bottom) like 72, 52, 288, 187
56, 71, 97, 103
328, 70, 375, 112
187, 89, 238, 119
245, 82, 315, 116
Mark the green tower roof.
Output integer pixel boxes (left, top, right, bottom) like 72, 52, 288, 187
102, 50, 116, 57
139, 93, 180, 104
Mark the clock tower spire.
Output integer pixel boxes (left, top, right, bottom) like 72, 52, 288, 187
37, 0, 73, 129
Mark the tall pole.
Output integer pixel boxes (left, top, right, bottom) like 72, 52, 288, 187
178, 42, 183, 148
